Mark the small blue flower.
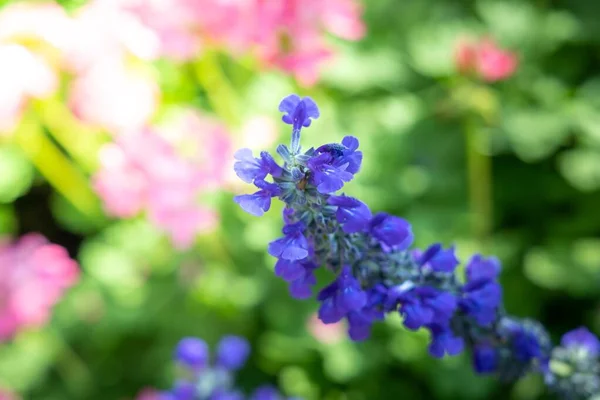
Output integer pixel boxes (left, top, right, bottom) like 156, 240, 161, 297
234, 149, 283, 183
560, 327, 600, 356
461, 279, 502, 326
369, 213, 414, 250
175, 337, 209, 369
315, 136, 362, 174
288, 262, 318, 299
465, 254, 501, 282
318, 266, 367, 324
274, 259, 306, 282
328, 195, 372, 233
216, 336, 250, 370
234, 180, 281, 217
167, 381, 197, 400
268, 222, 310, 261
473, 345, 499, 373
307, 152, 354, 194
279, 94, 320, 131
428, 325, 465, 358
425, 246, 459, 273
397, 287, 458, 330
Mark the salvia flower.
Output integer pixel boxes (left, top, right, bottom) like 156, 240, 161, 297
233, 94, 600, 400
159, 336, 298, 400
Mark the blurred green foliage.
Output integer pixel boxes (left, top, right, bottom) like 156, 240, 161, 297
1, 0, 600, 399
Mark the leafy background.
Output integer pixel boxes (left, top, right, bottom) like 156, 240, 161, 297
0, 0, 599, 399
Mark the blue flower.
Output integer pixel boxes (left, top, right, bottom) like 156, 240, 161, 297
279, 94, 320, 131
473, 345, 499, 373
234, 149, 283, 183
397, 287, 458, 330
318, 266, 367, 324
274, 259, 306, 282
288, 262, 318, 299
315, 136, 362, 174
166, 381, 197, 400
461, 255, 502, 326
465, 254, 501, 282
175, 337, 209, 369
307, 152, 354, 194
560, 327, 600, 356
216, 336, 250, 370
268, 222, 310, 261
328, 195, 372, 233
368, 213, 414, 250
234, 180, 281, 217
428, 325, 465, 358
423, 246, 459, 273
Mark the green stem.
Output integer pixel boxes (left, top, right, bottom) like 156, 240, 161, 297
49, 328, 94, 398
12, 114, 102, 220
464, 118, 493, 250
194, 51, 240, 125
33, 99, 108, 173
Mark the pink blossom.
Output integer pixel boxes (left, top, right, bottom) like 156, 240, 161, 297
0, 234, 79, 341
122, 0, 202, 61
196, 0, 365, 86
455, 37, 518, 82
307, 313, 345, 345
68, 59, 159, 134
135, 388, 162, 400
0, 387, 20, 400
65, 0, 160, 72
93, 110, 233, 249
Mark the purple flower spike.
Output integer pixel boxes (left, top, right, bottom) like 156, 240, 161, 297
216, 336, 250, 370
174, 337, 209, 369
279, 94, 320, 131
561, 327, 600, 356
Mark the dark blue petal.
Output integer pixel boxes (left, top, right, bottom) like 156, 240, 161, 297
465, 255, 501, 282
369, 213, 414, 250
216, 336, 250, 370
561, 327, 600, 356
427, 246, 459, 273
174, 337, 208, 369
274, 259, 305, 281
428, 328, 464, 358
473, 345, 498, 373
328, 195, 372, 233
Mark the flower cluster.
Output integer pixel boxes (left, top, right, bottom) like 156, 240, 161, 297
158, 335, 298, 400
0, 0, 364, 136
233, 94, 600, 399
93, 109, 232, 249
455, 37, 518, 82
0, 233, 79, 340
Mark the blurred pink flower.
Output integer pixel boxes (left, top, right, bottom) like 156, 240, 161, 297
455, 37, 518, 82
307, 313, 345, 345
135, 388, 162, 400
0, 234, 79, 341
68, 59, 159, 133
196, 0, 365, 86
122, 0, 202, 61
93, 110, 233, 249
66, 0, 160, 72
0, 387, 19, 400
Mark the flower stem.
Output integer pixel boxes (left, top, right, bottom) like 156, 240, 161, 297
464, 118, 493, 250
12, 113, 102, 221
33, 99, 108, 173
194, 51, 240, 125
